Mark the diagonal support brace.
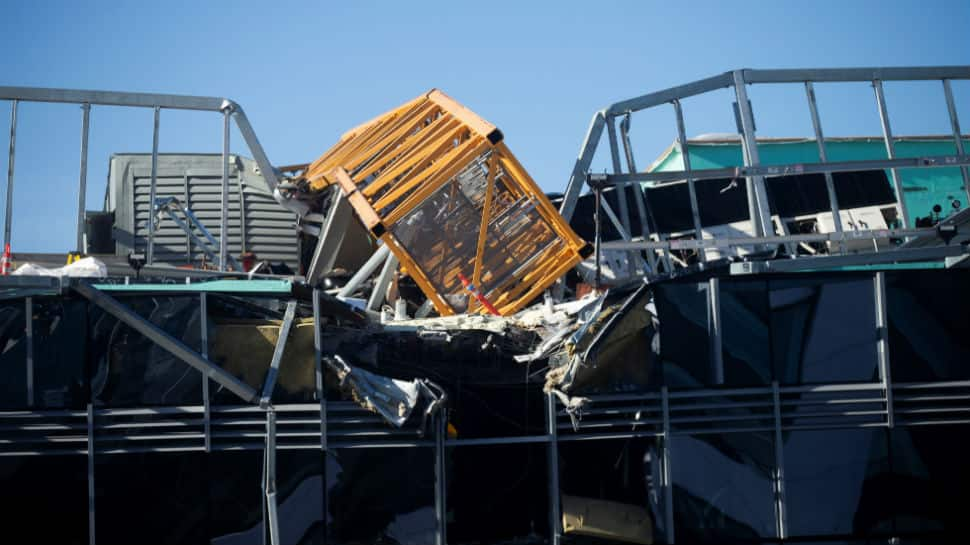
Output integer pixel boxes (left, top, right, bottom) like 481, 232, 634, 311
260, 300, 298, 408
74, 282, 259, 403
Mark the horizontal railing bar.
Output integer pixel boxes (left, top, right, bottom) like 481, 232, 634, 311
605, 73, 734, 116
564, 418, 662, 429
895, 394, 970, 402
0, 86, 228, 111
445, 435, 552, 447
895, 418, 970, 426
743, 66, 970, 83
893, 381, 970, 389
781, 409, 888, 419
781, 397, 885, 407
894, 407, 970, 415
601, 154, 970, 186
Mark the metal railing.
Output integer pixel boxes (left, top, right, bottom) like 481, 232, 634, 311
560, 66, 970, 275
0, 86, 283, 271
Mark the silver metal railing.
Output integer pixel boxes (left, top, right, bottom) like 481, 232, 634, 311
560, 66, 970, 275
0, 86, 283, 271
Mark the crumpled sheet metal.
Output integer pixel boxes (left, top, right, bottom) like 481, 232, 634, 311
545, 285, 654, 395
328, 355, 419, 427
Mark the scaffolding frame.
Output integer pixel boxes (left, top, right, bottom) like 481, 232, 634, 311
559, 66, 970, 276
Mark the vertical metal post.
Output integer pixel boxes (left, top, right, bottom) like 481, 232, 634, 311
605, 115, 632, 235
873, 80, 910, 228
76, 103, 91, 253
673, 99, 706, 263
313, 289, 327, 452
707, 278, 723, 384
804, 82, 845, 248
200, 292, 211, 452
771, 381, 787, 540
264, 407, 280, 545
618, 114, 652, 240
4, 99, 18, 252
147, 106, 160, 265
594, 185, 603, 289
545, 392, 562, 545
25, 296, 33, 406
732, 71, 774, 239
874, 272, 894, 428
660, 386, 675, 544
942, 79, 970, 206
220, 108, 230, 271
87, 402, 96, 545
434, 409, 448, 545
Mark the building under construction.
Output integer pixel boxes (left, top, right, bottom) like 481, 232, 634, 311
0, 65, 969, 545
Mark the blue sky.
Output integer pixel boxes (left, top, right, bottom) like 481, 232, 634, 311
1, 0, 969, 252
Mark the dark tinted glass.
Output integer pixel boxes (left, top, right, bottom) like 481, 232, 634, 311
655, 282, 713, 388
885, 270, 970, 382
0, 300, 27, 408
671, 432, 776, 542
327, 447, 435, 545
447, 444, 548, 543
770, 276, 879, 384
783, 428, 893, 538
94, 452, 209, 545
0, 456, 89, 544
720, 279, 772, 386
890, 425, 970, 537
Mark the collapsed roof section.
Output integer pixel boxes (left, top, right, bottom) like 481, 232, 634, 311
301, 89, 590, 316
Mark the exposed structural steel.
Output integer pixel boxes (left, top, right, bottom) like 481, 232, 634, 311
152, 196, 243, 272
73, 282, 259, 403
0, 86, 284, 267
558, 65, 970, 270
302, 89, 589, 316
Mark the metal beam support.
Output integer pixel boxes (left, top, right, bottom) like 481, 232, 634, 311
367, 252, 399, 312
804, 82, 844, 246
147, 106, 160, 265
263, 407, 280, 545
306, 187, 353, 286
606, 72, 735, 116
619, 113, 659, 274
434, 409, 448, 545
200, 292, 211, 452
661, 386, 675, 543
5, 99, 17, 252
943, 79, 970, 206
874, 272, 894, 428
546, 392, 562, 545
313, 289, 327, 452
673, 99, 706, 262
260, 300, 298, 409
337, 244, 390, 299
77, 103, 90, 253
74, 283, 259, 403
743, 65, 970, 84
771, 381, 788, 540
732, 71, 774, 238
727, 244, 967, 274
220, 108, 230, 272
873, 80, 910, 228
605, 115, 632, 234
708, 279, 723, 384
560, 112, 606, 220
25, 296, 33, 406
87, 402, 96, 545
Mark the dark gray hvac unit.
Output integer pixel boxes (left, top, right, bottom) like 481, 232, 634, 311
107, 153, 298, 270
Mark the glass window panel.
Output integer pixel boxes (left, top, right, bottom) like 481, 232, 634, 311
0, 300, 27, 409
447, 444, 548, 544
719, 279, 771, 386
783, 428, 893, 538
770, 275, 879, 385
327, 447, 435, 545
558, 438, 664, 543
95, 452, 209, 545
890, 425, 970, 537
655, 282, 712, 388
671, 432, 776, 542
209, 450, 264, 543
885, 270, 970, 382
0, 456, 88, 543
90, 296, 203, 407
